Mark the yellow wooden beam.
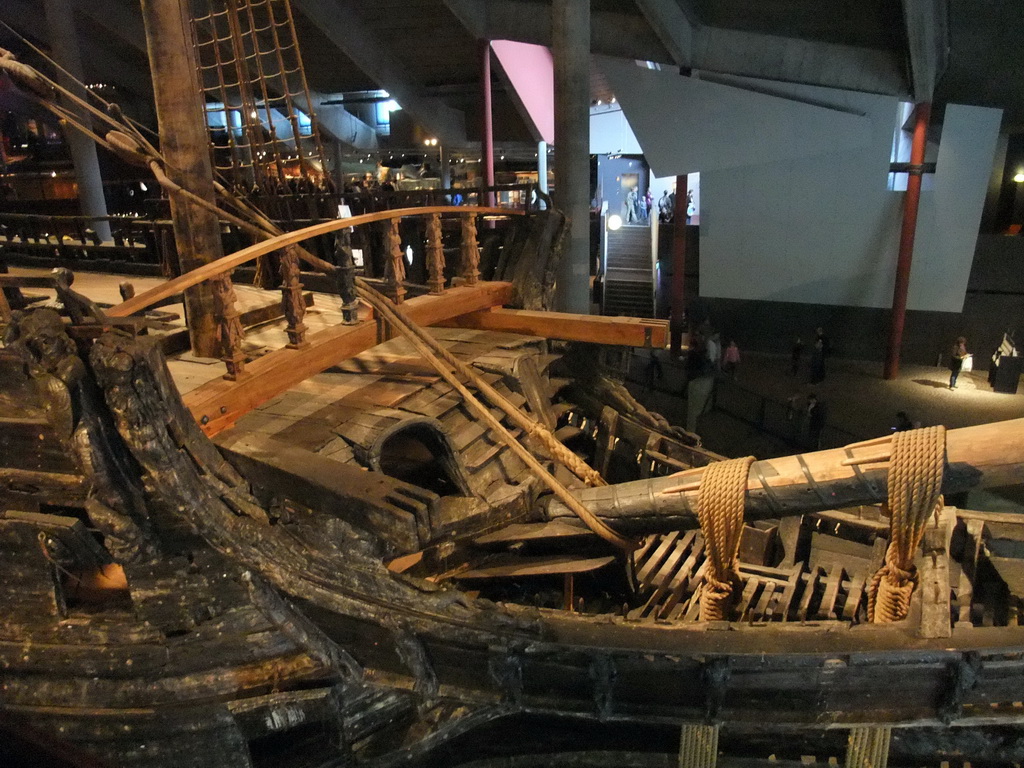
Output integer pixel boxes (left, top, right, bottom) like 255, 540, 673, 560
435, 307, 668, 348
185, 282, 514, 436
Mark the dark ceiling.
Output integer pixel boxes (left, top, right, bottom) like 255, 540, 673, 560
1, 0, 1023, 151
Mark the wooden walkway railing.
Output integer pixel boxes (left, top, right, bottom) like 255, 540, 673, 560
107, 205, 524, 382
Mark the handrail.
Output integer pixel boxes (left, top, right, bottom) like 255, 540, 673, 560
107, 205, 524, 318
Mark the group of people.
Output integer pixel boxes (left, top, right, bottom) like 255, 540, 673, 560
790, 327, 831, 383
655, 189, 696, 224
683, 323, 742, 432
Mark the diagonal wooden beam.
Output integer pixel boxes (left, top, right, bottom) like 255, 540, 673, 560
184, 282, 514, 436
435, 307, 668, 348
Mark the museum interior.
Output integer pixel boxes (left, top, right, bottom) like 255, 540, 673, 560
2, 1, 1024, 767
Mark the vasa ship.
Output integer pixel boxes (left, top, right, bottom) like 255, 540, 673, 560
2, 198, 1024, 768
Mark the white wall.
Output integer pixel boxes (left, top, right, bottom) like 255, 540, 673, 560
600, 58, 1002, 312
589, 105, 643, 155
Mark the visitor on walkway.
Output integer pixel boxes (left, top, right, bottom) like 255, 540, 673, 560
809, 337, 826, 384
949, 336, 968, 389
723, 340, 740, 378
658, 190, 672, 222
685, 329, 716, 433
791, 337, 804, 376
893, 411, 914, 432
806, 393, 827, 450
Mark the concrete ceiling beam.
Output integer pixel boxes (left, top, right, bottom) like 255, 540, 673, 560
692, 26, 908, 96
902, 0, 949, 101
440, 0, 488, 40
3, 0, 153, 102
633, 0, 695, 69
294, 0, 467, 145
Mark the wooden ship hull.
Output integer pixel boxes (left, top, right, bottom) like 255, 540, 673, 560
4, 290, 1024, 767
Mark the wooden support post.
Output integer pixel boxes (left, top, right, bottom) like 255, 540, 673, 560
279, 246, 308, 348
210, 275, 247, 380
919, 505, 955, 639
384, 218, 406, 305
845, 726, 891, 768
678, 723, 719, 768
460, 213, 481, 286
140, 0, 227, 358
427, 213, 446, 294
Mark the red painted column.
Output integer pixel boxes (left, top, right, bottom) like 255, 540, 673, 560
669, 175, 688, 357
480, 40, 495, 207
884, 102, 931, 380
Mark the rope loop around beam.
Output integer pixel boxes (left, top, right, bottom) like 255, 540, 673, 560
868, 425, 946, 623
696, 456, 755, 621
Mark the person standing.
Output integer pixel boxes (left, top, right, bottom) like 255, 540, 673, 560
806, 393, 827, 450
722, 340, 740, 378
809, 338, 826, 384
658, 190, 672, 222
949, 336, 968, 389
791, 337, 804, 376
625, 187, 638, 224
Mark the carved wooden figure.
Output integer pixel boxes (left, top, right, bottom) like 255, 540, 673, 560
279, 246, 308, 348
426, 213, 446, 294
385, 218, 406, 305
210, 273, 247, 379
332, 230, 359, 325
460, 213, 480, 286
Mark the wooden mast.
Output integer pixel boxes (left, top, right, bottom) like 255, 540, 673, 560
139, 0, 225, 358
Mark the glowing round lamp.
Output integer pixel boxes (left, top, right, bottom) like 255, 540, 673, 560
1014, 172, 1024, 183
607, 214, 623, 231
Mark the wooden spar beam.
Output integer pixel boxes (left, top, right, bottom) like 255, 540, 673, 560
184, 282, 514, 436
106, 206, 524, 320
546, 418, 1024, 533
435, 308, 668, 347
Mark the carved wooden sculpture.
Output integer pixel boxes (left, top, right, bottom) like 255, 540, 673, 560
332, 229, 359, 324
426, 213, 446, 295
279, 246, 308, 348
210, 273, 246, 379
384, 218, 406, 305
459, 213, 480, 286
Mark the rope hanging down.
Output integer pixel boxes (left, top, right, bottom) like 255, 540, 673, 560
696, 456, 755, 621
867, 426, 946, 623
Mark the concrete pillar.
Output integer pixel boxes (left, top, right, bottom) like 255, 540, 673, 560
480, 40, 495, 206
333, 138, 346, 193
140, 0, 227, 358
439, 144, 452, 190
552, 0, 591, 314
537, 140, 548, 208
43, 0, 112, 242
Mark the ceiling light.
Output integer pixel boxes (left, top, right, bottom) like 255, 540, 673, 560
1014, 172, 1024, 183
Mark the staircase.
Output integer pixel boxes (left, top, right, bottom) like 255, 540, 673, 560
603, 225, 654, 317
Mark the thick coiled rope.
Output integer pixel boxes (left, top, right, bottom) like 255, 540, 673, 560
696, 456, 755, 621
867, 425, 946, 623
